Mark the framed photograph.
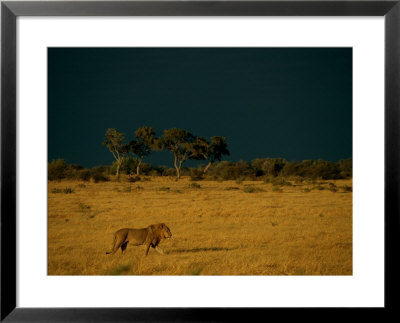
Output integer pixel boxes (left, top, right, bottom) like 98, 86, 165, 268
1, 0, 399, 321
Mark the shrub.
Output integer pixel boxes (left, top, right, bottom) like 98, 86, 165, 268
338, 158, 352, 178
209, 160, 254, 180
189, 169, 205, 181
148, 169, 162, 176
272, 185, 282, 192
64, 164, 84, 179
92, 165, 110, 174
48, 159, 67, 181
341, 185, 352, 192
281, 159, 344, 180
281, 161, 300, 177
305, 178, 317, 185
163, 168, 176, 177
91, 166, 110, 183
251, 158, 287, 177
128, 176, 141, 183
181, 167, 191, 177
244, 185, 256, 193
271, 177, 292, 186
292, 176, 304, 184
77, 169, 91, 181
328, 182, 337, 192
158, 187, 170, 192
91, 172, 110, 183
188, 182, 201, 189
110, 157, 137, 175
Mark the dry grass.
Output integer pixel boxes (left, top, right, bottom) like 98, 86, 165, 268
48, 176, 352, 275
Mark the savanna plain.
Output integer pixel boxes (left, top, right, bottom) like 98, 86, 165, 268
48, 177, 352, 275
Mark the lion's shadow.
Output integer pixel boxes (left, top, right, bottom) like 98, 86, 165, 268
168, 247, 236, 254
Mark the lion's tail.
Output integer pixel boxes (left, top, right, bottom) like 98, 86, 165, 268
106, 235, 116, 255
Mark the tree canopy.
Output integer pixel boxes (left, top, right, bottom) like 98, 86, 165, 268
190, 136, 230, 173
156, 128, 195, 179
126, 126, 156, 175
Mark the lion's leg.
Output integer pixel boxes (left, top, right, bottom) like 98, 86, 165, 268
145, 243, 151, 256
155, 246, 164, 254
106, 236, 118, 255
120, 241, 129, 254
108, 235, 125, 255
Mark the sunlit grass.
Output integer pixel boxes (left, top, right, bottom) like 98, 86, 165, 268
48, 176, 352, 275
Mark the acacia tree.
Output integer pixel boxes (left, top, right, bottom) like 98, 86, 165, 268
156, 128, 194, 180
102, 128, 126, 180
127, 126, 156, 175
190, 136, 230, 174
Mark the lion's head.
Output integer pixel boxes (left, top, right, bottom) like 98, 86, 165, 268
150, 223, 172, 240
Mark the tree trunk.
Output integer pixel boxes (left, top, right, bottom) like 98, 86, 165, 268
136, 157, 143, 176
116, 159, 121, 181
114, 150, 122, 181
178, 161, 183, 179
174, 155, 181, 180
203, 161, 212, 174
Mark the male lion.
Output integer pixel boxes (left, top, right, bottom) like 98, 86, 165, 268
106, 223, 172, 256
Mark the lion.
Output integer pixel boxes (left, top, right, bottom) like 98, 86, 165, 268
106, 223, 172, 256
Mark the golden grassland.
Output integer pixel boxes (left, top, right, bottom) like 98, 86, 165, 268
48, 176, 352, 275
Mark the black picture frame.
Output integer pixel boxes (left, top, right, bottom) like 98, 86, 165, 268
1, 1, 399, 321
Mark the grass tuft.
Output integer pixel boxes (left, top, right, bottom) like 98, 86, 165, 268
109, 264, 132, 275
225, 186, 240, 191
272, 185, 283, 192
188, 265, 204, 275
243, 184, 265, 193
78, 202, 91, 210
328, 183, 338, 192
188, 182, 201, 189
51, 187, 75, 194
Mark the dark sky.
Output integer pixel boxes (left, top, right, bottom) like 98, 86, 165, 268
48, 48, 352, 169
